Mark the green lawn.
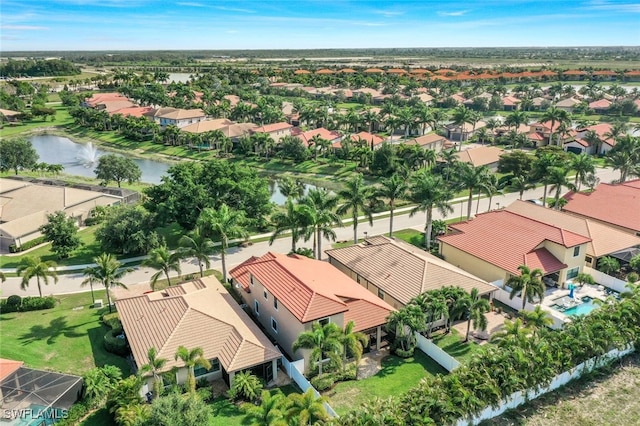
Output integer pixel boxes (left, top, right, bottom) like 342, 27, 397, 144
0, 290, 130, 375
392, 228, 424, 247
431, 328, 486, 364
0, 105, 73, 138
80, 408, 115, 426
324, 351, 447, 415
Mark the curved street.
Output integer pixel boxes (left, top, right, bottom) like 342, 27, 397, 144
0, 167, 621, 297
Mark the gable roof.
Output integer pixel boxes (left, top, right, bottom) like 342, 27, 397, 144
407, 133, 447, 147
230, 253, 394, 331
347, 131, 385, 146
109, 106, 154, 118
455, 146, 504, 167
117, 278, 281, 373
506, 200, 640, 258
325, 236, 495, 305
251, 122, 293, 134
438, 210, 591, 276
588, 99, 612, 109
155, 108, 205, 120
563, 180, 640, 233
84, 92, 129, 107
294, 127, 342, 147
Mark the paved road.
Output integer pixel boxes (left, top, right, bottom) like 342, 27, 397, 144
1, 167, 621, 297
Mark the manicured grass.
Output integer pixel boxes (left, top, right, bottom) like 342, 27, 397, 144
325, 351, 447, 415
431, 328, 486, 364
0, 290, 130, 376
0, 105, 73, 137
79, 408, 115, 426
392, 228, 424, 248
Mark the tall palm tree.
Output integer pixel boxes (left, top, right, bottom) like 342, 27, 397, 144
278, 176, 305, 200
292, 322, 342, 377
300, 189, 342, 259
142, 246, 182, 290
438, 148, 459, 182
520, 305, 553, 336
139, 347, 167, 400
197, 204, 248, 283
178, 229, 215, 278
478, 173, 503, 214
337, 174, 374, 244
457, 163, 491, 220
269, 199, 314, 252
17, 256, 58, 298
82, 253, 130, 313
375, 173, 408, 237
340, 320, 368, 375
569, 153, 596, 191
507, 265, 545, 310
605, 135, 640, 183
409, 172, 453, 250
541, 106, 569, 146
285, 389, 330, 425
547, 166, 575, 210
490, 318, 531, 348
508, 176, 535, 200
386, 305, 426, 354
174, 346, 211, 394
451, 105, 473, 149
532, 153, 563, 207
464, 288, 491, 342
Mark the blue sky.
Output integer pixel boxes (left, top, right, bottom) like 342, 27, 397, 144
1, 0, 639, 51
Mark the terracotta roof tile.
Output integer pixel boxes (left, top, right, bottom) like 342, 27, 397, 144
251, 122, 293, 134
455, 146, 504, 167
0, 359, 24, 381
407, 133, 447, 147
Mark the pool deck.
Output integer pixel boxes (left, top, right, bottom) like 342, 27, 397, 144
540, 283, 610, 321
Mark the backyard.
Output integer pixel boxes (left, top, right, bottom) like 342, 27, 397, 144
0, 290, 130, 375
324, 350, 447, 415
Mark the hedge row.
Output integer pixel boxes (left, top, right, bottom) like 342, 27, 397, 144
0, 296, 56, 313
9, 236, 46, 253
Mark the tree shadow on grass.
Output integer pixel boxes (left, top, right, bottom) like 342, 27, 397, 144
19, 316, 87, 345
87, 326, 130, 373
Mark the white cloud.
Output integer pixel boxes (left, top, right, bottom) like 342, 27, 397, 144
1, 24, 48, 30
176, 2, 205, 7
437, 10, 471, 17
585, 0, 640, 13
214, 6, 255, 13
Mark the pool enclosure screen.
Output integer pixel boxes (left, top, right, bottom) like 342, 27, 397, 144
0, 367, 82, 425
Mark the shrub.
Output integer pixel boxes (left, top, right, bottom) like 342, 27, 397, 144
104, 328, 129, 356
8, 236, 46, 253
0, 300, 19, 313
101, 312, 122, 330
394, 347, 415, 358
311, 375, 335, 391
55, 401, 88, 426
6, 295, 22, 308
227, 371, 263, 401
627, 272, 639, 284
21, 296, 56, 312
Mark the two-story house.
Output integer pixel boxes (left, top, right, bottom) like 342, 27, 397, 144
250, 122, 293, 143
149, 107, 207, 129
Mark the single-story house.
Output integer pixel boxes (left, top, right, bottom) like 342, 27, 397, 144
83, 93, 136, 112
563, 180, 640, 236
230, 252, 395, 366
292, 127, 342, 148
326, 236, 496, 310
455, 146, 504, 171
445, 120, 487, 142
406, 133, 449, 153
555, 97, 581, 113
117, 278, 282, 391
588, 99, 612, 114
438, 210, 591, 288
0, 108, 22, 123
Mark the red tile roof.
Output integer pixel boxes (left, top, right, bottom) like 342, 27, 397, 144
347, 131, 385, 146
84, 92, 129, 107
230, 253, 394, 331
0, 359, 24, 381
438, 210, 590, 276
588, 99, 612, 109
294, 69, 311, 75
296, 127, 342, 147
364, 68, 385, 74
109, 106, 154, 118
563, 180, 640, 232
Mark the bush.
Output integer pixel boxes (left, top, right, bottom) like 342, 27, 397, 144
311, 375, 335, 391
0, 300, 19, 313
21, 296, 56, 312
9, 236, 46, 253
227, 371, 263, 401
55, 401, 88, 426
101, 312, 122, 330
6, 295, 22, 308
394, 347, 415, 358
104, 328, 129, 356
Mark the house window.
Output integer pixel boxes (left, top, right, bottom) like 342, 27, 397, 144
585, 256, 593, 264
250, 274, 254, 286
254, 300, 260, 316
274, 298, 278, 310
377, 288, 385, 300
194, 358, 220, 377
566, 267, 579, 280
263, 290, 268, 300
271, 317, 278, 333
318, 317, 330, 326
573, 246, 580, 257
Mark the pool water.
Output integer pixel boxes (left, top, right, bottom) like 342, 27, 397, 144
550, 296, 598, 317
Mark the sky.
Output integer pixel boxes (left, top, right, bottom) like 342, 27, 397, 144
1, 0, 639, 51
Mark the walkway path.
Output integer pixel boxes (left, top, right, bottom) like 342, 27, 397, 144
0, 167, 620, 297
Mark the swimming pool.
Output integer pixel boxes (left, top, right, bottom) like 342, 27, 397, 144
549, 296, 598, 317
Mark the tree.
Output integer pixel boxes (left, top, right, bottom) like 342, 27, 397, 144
340, 320, 369, 374
574, 272, 596, 286
337, 174, 374, 244
197, 204, 247, 283
497, 151, 534, 178
147, 392, 213, 426
96, 205, 162, 255
569, 153, 596, 191
228, 371, 264, 402
143, 246, 182, 290
82, 253, 130, 313
541, 106, 570, 146
178, 230, 215, 277
241, 391, 288, 426
269, 199, 313, 252
139, 347, 168, 400
300, 188, 342, 259
507, 265, 545, 310
508, 176, 535, 200
457, 163, 491, 220
82, 365, 122, 407
16, 256, 58, 298
520, 305, 553, 336
604, 135, 640, 183
490, 318, 531, 348
0, 138, 39, 175
39, 211, 82, 259
598, 256, 620, 276
376, 174, 408, 237
464, 288, 491, 342
174, 346, 211, 394
292, 322, 342, 377
277, 176, 305, 200
94, 154, 142, 187
409, 172, 453, 250
532, 152, 564, 207
387, 305, 426, 356
546, 166, 575, 210
285, 389, 330, 425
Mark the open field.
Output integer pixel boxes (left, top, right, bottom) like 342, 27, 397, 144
483, 353, 640, 426
0, 105, 73, 138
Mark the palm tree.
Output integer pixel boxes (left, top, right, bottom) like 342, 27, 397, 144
451, 105, 473, 149
457, 163, 491, 220
174, 346, 211, 394
292, 322, 342, 377
574, 272, 595, 287
82, 253, 130, 313
139, 347, 167, 400
285, 389, 330, 425
197, 204, 248, 283
269, 199, 313, 252
386, 305, 426, 354
546, 166, 575, 210
507, 265, 545, 310
541, 106, 569, 146
532, 153, 563, 207
605, 135, 640, 183
478, 174, 502, 214
519, 305, 553, 336
464, 288, 491, 342
142, 246, 182, 290
178, 229, 215, 278
438, 148, 459, 182
278, 176, 305, 200
409, 172, 453, 250
597, 256, 620, 276
17, 256, 58, 298
508, 176, 535, 200
375, 174, 408, 237
337, 174, 374, 244
569, 153, 596, 191
490, 318, 531, 348
340, 321, 368, 375
241, 390, 288, 426
300, 189, 342, 259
